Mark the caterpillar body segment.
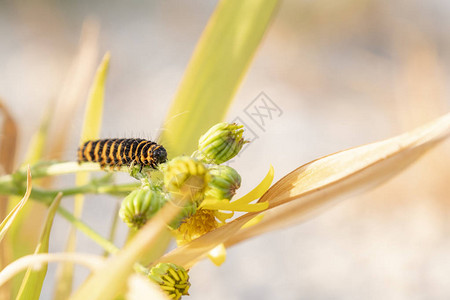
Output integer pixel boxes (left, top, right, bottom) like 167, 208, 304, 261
78, 138, 167, 170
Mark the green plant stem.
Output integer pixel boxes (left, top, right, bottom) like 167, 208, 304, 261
31, 182, 139, 201
0, 162, 98, 185
0, 174, 137, 256
6, 189, 121, 255
0, 175, 139, 202
57, 206, 119, 254
0, 160, 161, 256
103, 199, 122, 257
0, 161, 156, 185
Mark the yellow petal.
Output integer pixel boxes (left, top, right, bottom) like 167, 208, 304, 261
241, 214, 265, 229
207, 243, 227, 266
201, 198, 268, 212
156, 216, 249, 269
214, 211, 234, 223
230, 165, 274, 206
200, 196, 269, 212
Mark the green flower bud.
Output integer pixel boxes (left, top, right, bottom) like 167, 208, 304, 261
194, 122, 248, 164
206, 165, 241, 200
162, 156, 211, 204
119, 185, 165, 229
148, 263, 190, 300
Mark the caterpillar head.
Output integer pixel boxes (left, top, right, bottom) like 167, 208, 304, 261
152, 145, 168, 165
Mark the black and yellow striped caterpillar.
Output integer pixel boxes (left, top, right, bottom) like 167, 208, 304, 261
77, 138, 167, 169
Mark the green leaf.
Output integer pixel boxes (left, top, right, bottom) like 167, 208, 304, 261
0, 167, 32, 243
160, 0, 279, 157
79, 51, 110, 144
15, 193, 62, 300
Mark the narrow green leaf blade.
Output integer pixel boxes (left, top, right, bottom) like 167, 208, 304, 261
0, 167, 32, 243
160, 0, 279, 157
16, 193, 62, 300
8, 106, 52, 260
79, 51, 110, 144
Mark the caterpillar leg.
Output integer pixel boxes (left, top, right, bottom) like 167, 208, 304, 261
128, 160, 143, 172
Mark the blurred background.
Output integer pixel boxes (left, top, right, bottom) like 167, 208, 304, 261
1, 0, 450, 299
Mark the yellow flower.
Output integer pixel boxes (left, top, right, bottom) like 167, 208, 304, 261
172, 165, 274, 265
161, 156, 211, 205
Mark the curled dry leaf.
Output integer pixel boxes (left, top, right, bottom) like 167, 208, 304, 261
0, 100, 17, 176
158, 112, 450, 268
0, 100, 18, 299
227, 112, 450, 245
0, 100, 17, 219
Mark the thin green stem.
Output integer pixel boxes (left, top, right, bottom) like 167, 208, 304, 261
0, 160, 157, 186
57, 206, 119, 254
0, 160, 161, 256
0, 178, 139, 202
0, 182, 126, 255
103, 199, 122, 257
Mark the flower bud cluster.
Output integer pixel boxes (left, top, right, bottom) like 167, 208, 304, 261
148, 263, 190, 300
120, 122, 247, 230
194, 122, 248, 164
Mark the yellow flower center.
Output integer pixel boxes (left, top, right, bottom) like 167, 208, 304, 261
175, 208, 218, 245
